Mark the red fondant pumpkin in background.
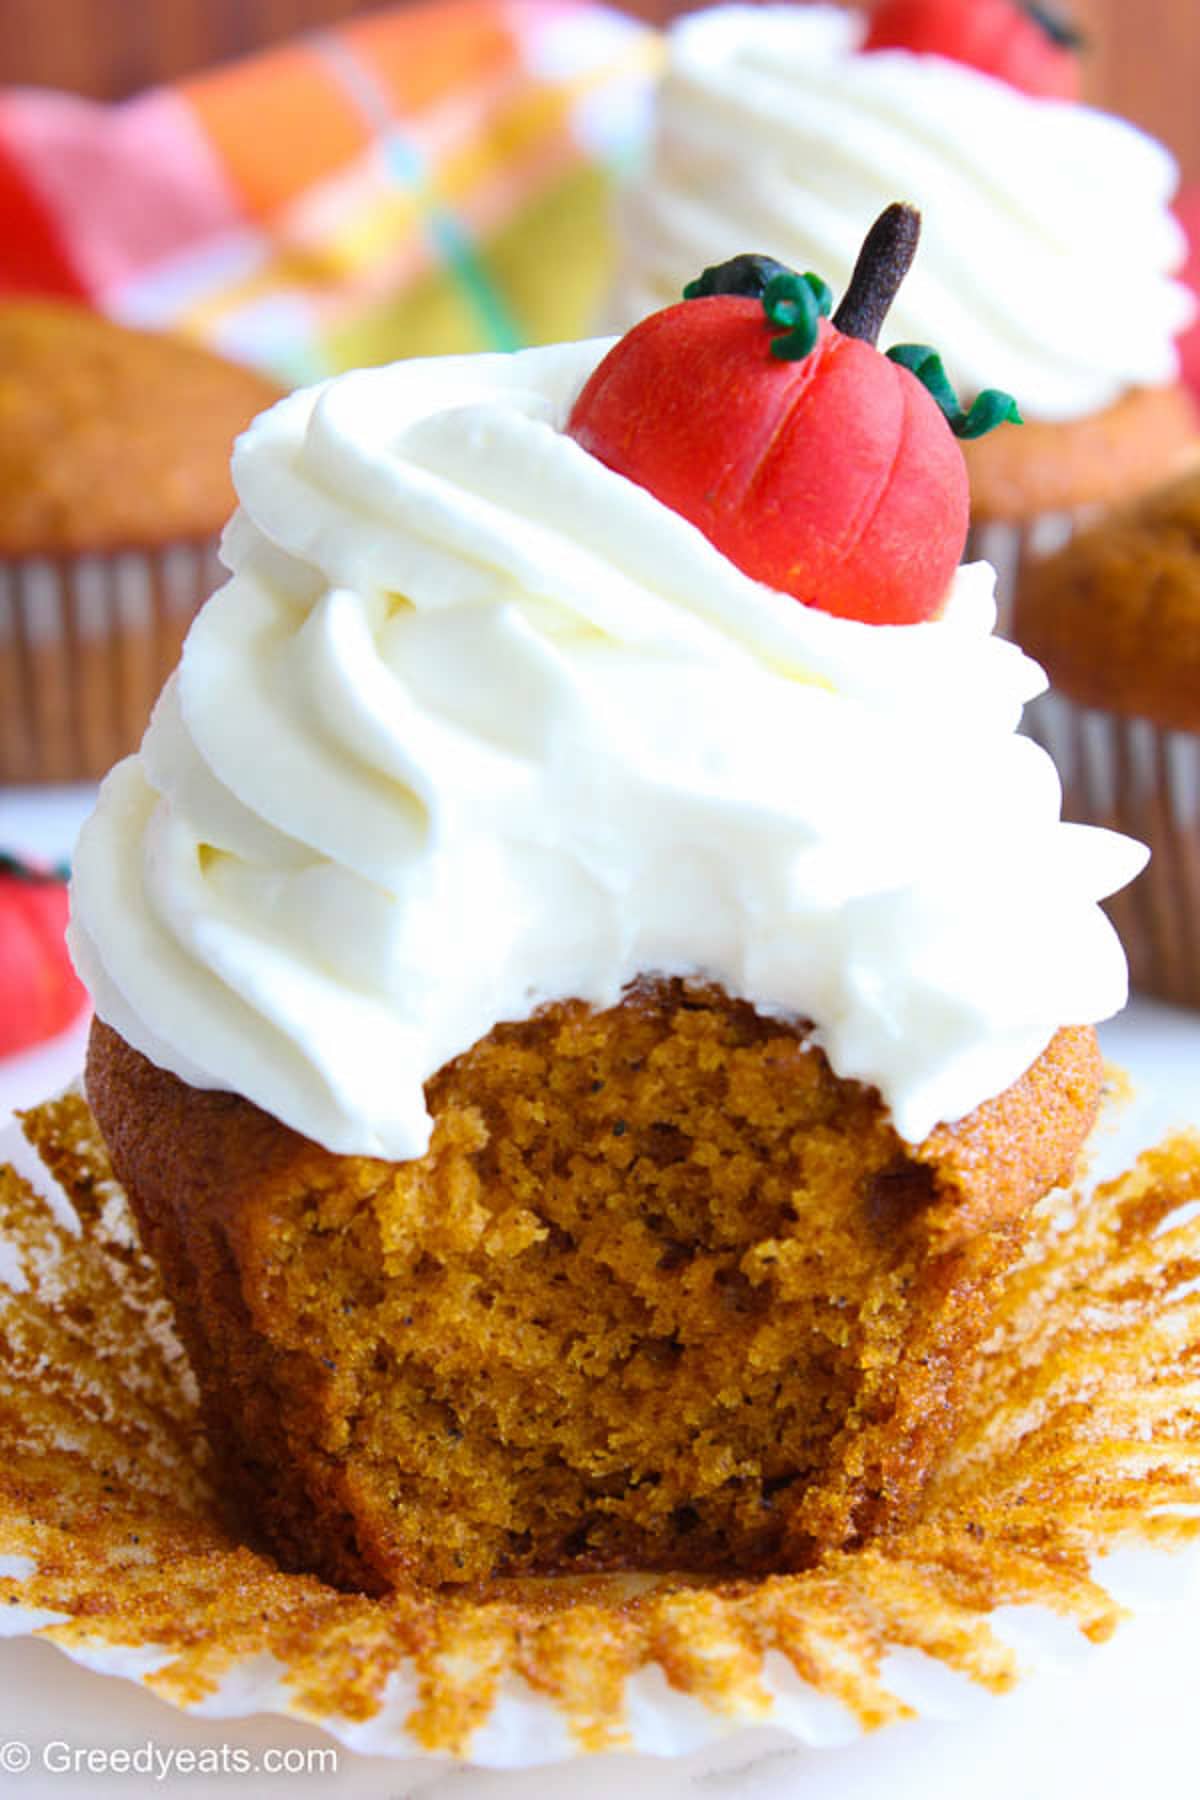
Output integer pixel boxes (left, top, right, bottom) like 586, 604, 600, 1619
0, 856, 88, 1058
863, 0, 1083, 100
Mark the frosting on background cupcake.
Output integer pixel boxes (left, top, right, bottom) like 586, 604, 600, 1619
615, 5, 1192, 421
70, 341, 1144, 1159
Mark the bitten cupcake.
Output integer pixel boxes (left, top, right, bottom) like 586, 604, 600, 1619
0, 302, 280, 784
71, 210, 1144, 1595
613, 3, 1197, 619
1015, 467, 1200, 1008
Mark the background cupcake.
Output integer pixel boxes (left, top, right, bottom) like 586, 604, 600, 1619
0, 301, 279, 784
612, 3, 1197, 621
1015, 467, 1200, 1008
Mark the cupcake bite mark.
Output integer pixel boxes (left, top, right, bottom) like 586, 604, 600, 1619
863, 0, 1085, 100
567, 205, 1019, 626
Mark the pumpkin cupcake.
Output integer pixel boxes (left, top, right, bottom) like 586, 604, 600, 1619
71, 210, 1144, 1594
613, 3, 1197, 623
1015, 467, 1200, 1008
0, 301, 280, 784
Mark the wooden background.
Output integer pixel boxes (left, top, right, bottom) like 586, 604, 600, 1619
0, 0, 1196, 180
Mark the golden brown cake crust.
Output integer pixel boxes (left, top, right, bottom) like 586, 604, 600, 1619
0, 301, 281, 553
86, 991, 1101, 1595
1014, 466, 1200, 731
962, 383, 1198, 524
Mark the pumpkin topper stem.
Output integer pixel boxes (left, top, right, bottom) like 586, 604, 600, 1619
832, 203, 922, 347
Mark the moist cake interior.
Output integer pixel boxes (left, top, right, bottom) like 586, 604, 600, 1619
87, 980, 1100, 1592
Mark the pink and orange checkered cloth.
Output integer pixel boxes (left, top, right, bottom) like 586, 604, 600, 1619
0, 0, 657, 381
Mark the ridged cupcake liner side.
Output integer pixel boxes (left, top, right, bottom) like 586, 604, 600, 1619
0, 542, 222, 784
1026, 690, 1200, 1010
965, 512, 1092, 642
968, 509, 1200, 1009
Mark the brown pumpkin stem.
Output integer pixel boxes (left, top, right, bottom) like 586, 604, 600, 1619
832, 203, 922, 347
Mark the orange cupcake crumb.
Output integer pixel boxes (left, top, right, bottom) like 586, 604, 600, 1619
86, 981, 1101, 1593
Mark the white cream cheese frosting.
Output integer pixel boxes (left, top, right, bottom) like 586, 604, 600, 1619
615, 5, 1193, 421
70, 339, 1146, 1159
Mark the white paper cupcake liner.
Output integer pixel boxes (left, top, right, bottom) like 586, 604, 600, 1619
3, 1069, 1200, 1774
0, 541, 221, 783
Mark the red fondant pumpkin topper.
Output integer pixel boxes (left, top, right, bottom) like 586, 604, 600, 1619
0, 853, 88, 1059
863, 0, 1084, 100
567, 205, 1020, 626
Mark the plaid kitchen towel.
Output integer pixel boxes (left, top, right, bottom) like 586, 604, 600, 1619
0, 0, 658, 383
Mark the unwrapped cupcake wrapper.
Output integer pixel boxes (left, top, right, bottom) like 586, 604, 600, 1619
0, 541, 222, 783
5, 1083, 1200, 1769
1026, 689, 1200, 1010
